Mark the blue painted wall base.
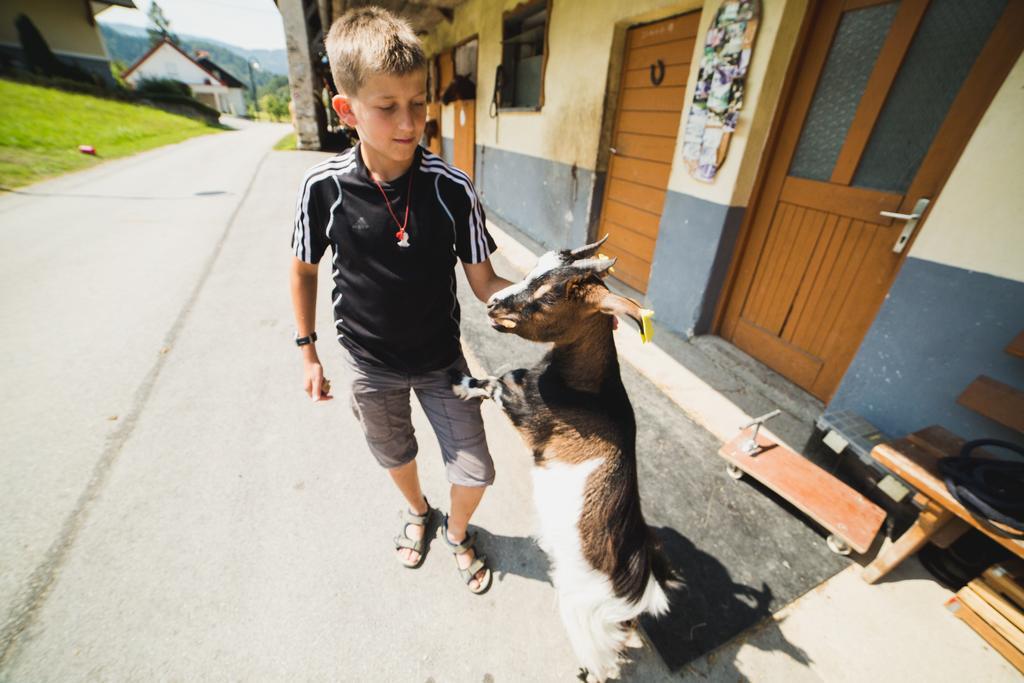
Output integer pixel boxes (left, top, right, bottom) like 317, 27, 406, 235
647, 192, 745, 338
475, 144, 591, 251
830, 257, 1024, 444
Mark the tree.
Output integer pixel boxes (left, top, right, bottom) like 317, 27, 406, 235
147, 1, 179, 46
109, 59, 129, 87
259, 92, 290, 121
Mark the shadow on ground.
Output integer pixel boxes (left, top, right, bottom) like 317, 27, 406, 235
640, 526, 794, 671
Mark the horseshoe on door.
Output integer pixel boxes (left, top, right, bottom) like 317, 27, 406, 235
649, 59, 665, 86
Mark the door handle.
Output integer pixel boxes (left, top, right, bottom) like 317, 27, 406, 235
879, 210, 920, 220
882, 197, 930, 254
610, 147, 618, 154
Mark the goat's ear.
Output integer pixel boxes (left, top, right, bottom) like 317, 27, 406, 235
596, 292, 655, 343
564, 272, 591, 299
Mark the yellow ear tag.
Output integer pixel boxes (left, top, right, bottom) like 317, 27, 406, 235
597, 253, 615, 274
639, 308, 654, 344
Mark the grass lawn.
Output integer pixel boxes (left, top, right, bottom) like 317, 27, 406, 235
273, 132, 297, 150
0, 79, 221, 189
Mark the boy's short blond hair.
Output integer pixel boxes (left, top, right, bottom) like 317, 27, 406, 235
325, 6, 426, 97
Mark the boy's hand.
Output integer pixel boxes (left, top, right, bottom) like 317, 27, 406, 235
304, 361, 334, 402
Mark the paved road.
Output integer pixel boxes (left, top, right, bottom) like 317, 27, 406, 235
0, 120, 284, 627
0, 122, 684, 681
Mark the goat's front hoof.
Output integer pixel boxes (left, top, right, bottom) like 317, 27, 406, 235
449, 369, 472, 399
449, 370, 490, 400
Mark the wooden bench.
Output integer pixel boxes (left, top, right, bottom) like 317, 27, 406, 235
862, 426, 1024, 583
719, 427, 887, 555
958, 375, 1024, 433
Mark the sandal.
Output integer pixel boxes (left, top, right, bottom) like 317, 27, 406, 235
394, 498, 435, 569
438, 514, 493, 594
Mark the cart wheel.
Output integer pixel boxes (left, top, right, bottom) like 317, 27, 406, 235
726, 464, 744, 480
826, 534, 852, 556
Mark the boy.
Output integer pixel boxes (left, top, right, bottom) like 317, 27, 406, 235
289, 7, 512, 594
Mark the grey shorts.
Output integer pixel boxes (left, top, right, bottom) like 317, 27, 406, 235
341, 348, 495, 487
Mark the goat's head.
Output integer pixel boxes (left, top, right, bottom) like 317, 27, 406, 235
486, 236, 649, 343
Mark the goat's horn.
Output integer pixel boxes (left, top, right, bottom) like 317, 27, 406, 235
567, 235, 609, 261
571, 256, 616, 275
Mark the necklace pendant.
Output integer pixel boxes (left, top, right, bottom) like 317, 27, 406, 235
397, 233, 411, 248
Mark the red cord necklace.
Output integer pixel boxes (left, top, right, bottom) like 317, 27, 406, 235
372, 170, 414, 248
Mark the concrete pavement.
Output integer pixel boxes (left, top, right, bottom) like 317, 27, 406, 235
0, 128, 1017, 681
0, 121, 286, 654
2, 128, 656, 681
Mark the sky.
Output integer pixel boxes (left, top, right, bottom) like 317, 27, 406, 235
96, 0, 286, 51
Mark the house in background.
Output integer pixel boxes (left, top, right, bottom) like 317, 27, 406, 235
0, 0, 136, 85
121, 38, 247, 115
280, 0, 1023, 450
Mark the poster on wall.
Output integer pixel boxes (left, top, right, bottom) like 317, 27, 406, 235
681, 0, 760, 182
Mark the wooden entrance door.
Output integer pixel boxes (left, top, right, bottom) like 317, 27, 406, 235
720, 0, 1022, 400
454, 99, 476, 181
452, 39, 478, 181
426, 102, 442, 156
596, 12, 700, 293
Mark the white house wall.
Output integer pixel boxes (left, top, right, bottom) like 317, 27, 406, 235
224, 89, 246, 116
190, 83, 246, 115
125, 43, 217, 86
0, 0, 107, 58
907, 55, 1024, 284
0, 0, 116, 84
426, 0, 705, 173
423, 0, 811, 340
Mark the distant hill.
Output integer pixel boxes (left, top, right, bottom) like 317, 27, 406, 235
98, 22, 289, 87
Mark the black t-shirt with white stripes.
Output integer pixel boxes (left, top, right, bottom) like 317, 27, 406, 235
292, 143, 496, 374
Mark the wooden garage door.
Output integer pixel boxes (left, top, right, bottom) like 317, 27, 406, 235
596, 12, 700, 293
720, 0, 1022, 400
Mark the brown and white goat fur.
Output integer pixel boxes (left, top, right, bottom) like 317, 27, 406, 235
451, 238, 676, 682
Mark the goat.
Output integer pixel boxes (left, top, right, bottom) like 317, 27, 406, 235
441, 74, 476, 104
450, 237, 676, 682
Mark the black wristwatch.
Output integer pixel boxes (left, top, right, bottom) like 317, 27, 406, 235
294, 331, 317, 346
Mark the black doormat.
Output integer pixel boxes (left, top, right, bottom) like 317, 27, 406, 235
457, 269, 849, 671
626, 360, 848, 670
